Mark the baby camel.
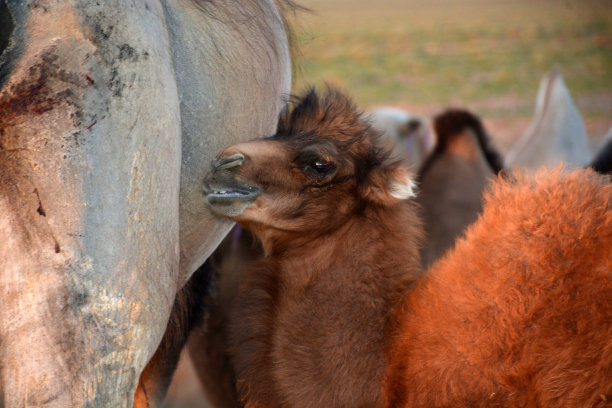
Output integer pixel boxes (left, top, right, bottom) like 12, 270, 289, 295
203, 89, 612, 408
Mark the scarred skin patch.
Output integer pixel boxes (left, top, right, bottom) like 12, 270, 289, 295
0, 49, 88, 133
0, 75, 58, 129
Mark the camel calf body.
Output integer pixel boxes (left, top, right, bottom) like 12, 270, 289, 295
204, 89, 423, 407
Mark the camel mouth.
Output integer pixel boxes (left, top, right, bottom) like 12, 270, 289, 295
204, 182, 261, 203
206, 186, 260, 202
203, 180, 261, 217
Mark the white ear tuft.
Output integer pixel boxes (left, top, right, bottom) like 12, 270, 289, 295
389, 170, 417, 199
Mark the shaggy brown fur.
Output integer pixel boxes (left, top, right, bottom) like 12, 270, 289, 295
385, 168, 612, 407
204, 89, 423, 407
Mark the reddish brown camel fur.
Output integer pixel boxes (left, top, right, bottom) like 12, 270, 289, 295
203, 89, 612, 408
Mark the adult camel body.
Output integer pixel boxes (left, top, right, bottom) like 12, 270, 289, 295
0, 0, 291, 406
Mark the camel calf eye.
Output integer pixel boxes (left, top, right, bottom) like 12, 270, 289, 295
312, 160, 332, 173
298, 149, 337, 179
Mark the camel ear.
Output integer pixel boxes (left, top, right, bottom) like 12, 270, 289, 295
361, 165, 417, 205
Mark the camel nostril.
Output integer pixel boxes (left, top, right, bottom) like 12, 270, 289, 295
213, 153, 245, 171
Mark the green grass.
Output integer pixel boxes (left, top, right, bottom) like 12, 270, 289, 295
291, 0, 612, 119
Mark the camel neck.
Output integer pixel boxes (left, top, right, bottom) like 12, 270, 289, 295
262, 200, 424, 293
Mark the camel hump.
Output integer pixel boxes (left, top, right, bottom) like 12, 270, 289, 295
505, 70, 592, 170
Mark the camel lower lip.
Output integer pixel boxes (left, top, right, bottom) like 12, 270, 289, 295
207, 190, 259, 201
205, 187, 260, 218
203, 178, 261, 216
204, 186, 261, 206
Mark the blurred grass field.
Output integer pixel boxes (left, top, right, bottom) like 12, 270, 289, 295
291, 0, 612, 149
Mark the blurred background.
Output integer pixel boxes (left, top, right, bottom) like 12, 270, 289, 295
291, 0, 612, 151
